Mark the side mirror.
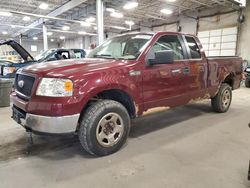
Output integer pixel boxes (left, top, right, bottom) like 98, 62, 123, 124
147, 50, 174, 66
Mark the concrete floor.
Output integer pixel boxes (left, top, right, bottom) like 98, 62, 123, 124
0, 87, 250, 188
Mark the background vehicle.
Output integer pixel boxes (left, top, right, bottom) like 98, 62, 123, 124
245, 66, 250, 87
0, 40, 86, 78
10, 32, 243, 156
0, 59, 17, 78
35, 48, 86, 62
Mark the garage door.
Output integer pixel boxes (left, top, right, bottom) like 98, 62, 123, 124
198, 27, 238, 57
152, 23, 177, 32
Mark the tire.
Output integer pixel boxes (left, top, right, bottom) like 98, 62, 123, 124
245, 79, 250, 88
78, 100, 130, 156
211, 83, 232, 113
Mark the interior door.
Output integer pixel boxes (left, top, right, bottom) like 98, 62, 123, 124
142, 34, 189, 110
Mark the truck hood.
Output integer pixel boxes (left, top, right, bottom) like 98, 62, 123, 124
22, 58, 128, 77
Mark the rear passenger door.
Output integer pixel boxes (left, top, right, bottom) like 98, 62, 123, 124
183, 36, 208, 98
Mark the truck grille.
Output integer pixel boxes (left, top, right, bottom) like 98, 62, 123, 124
15, 74, 35, 98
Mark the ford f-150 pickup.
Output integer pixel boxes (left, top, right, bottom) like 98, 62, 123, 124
10, 32, 242, 156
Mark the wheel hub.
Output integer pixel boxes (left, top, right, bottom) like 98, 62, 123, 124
96, 112, 124, 147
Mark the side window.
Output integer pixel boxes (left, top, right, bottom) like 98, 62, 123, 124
148, 35, 185, 61
185, 36, 201, 59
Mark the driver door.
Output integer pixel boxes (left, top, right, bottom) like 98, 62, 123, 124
142, 34, 190, 110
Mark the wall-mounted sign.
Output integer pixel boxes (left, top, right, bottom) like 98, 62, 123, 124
31, 45, 37, 52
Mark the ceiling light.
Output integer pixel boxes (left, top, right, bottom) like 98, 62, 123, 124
60, 36, 65, 40
123, 2, 138, 10
78, 31, 87, 35
50, 39, 54, 42
80, 22, 91, 27
160, 9, 173, 15
47, 32, 53, 36
86, 17, 96, 23
2, 31, 8, 35
167, 0, 176, 2
23, 16, 31, 21
106, 8, 115, 12
33, 37, 38, 40
110, 12, 123, 18
39, 2, 49, 10
125, 20, 135, 25
110, 26, 127, 30
62, 26, 70, 30
94, 26, 97, 30
0, 11, 12, 17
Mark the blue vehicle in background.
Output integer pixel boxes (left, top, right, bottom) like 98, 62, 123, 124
0, 40, 86, 78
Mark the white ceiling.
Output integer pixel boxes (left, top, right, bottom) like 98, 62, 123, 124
0, 0, 241, 41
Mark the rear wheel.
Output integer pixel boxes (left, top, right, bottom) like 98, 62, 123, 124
211, 83, 232, 113
245, 79, 250, 88
78, 100, 130, 156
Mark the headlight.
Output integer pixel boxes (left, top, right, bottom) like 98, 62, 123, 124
246, 68, 250, 72
36, 78, 73, 97
3, 67, 16, 76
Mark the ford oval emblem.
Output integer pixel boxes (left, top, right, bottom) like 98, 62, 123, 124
18, 80, 25, 88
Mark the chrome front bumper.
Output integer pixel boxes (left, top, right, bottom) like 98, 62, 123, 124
19, 113, 80, 134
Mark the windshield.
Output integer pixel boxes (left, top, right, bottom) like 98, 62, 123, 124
35, 49, 56, 61
88, 34, 153, 60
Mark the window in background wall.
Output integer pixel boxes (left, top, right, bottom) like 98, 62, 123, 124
198, 27, 238, 56
31, 45, 37, 52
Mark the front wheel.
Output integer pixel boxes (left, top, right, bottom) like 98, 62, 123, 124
211, 83, 232, 113
78, 100, 130, 156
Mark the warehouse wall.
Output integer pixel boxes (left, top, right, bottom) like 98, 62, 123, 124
239, 2, 250, 62
179, 15, 197, 35
61, 35, 98, 49
61, 36, 84, 49
20, 39, 58, 57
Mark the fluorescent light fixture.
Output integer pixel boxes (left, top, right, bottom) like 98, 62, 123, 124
123, 2, 138, 10
2, 31, 8, 35
39, 3, 49, 9
62, 26, 70, 30
78, 31, 87, 35
33, 37, 38, 40
47, 32, 53, 36
110, 12, 123, 18
125, 20, 135, 25
86, 17, 96, 23
0, 11, 12, 17
60, 36, 65, 40
167, 0, 176, 2
106, 8, 115, 12
80, 22, 91, 27
23, 16, 31, 21
50, 39, 54, 42
160, 9, 173, 15
110, 26, 127, 30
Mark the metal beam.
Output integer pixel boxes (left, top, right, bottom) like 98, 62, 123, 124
96, 0, 104, 45
16, 0, 88, 35
43, 24, 48, 51
188, 0, 212, 7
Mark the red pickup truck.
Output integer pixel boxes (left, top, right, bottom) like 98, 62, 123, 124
11, 32, 242, 156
